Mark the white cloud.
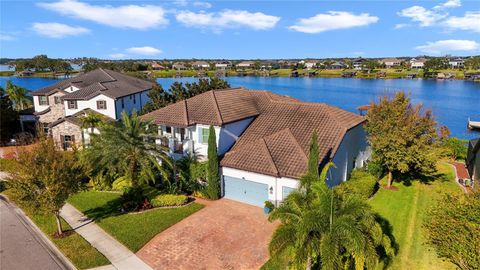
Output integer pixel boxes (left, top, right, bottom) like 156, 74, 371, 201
416, 39, 479, 54
32, 22, 90, 38
0, 33, 16, 41
174, 0, 188, 7
126, 46, 162, 55
434, 0, 461, 10
193, 1, 212, 9
394, 23, 410, 29
443, 11, 480, 32
288, 11, 378, 34
397, 6, 446, 27
176, 10, 280, 31
109, 53, 127, 59
38, 0, 168, 30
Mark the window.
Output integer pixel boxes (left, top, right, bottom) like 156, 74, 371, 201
133, 94, 136, 104
165, 126, 172, 133
39, 96, 49, 106
121, 98, 125, 109
54, 96, 61, 104
201, 127, 210, 144
67, 100, 77, 109
97, 100, 107, 110
61, 135, 75, 150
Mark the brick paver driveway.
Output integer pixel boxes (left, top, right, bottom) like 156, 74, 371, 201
137, 199, 278, 270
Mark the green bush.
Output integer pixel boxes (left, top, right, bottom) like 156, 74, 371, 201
441, 137, 468, 161
151, 194, 188, 207
112, 176, 132, 191
336, 170, 378, 199
366, 159, 384, 179
0, 158, 18, 172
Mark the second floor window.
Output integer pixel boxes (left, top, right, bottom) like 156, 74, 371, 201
67, 100, 77, 109
39, 96, 49, 105
201, 127, 210, 144
121, 98, 125, 109
54, 96, 61, 104
97, 100, 107, 110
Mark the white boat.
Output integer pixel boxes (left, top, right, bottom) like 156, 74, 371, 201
468, 118, 480, 130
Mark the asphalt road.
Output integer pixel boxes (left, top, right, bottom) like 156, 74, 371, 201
0, 197, 72, 270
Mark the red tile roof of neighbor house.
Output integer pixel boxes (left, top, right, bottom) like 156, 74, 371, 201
32, 68, 153, 100
142, 88, 365, 179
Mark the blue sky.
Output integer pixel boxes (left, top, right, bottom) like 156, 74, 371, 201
1, 0, 479, 59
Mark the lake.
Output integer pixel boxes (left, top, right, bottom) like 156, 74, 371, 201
1, 76, 479, 139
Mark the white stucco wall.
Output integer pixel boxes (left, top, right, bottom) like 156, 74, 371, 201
33, 96, 49, 112
221, 167, 299, 204
328, 124, 370, 187
191, 124, 221, 158
114, 91, 150, 119
64, 94, 116, 119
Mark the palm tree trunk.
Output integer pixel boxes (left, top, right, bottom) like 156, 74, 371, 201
387, 170, 393, 187
54, 211, 63, 235
306, 256, 312, 270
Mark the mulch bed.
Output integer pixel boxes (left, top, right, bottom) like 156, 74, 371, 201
382, 185, 399, 191
52, 230, 74, 239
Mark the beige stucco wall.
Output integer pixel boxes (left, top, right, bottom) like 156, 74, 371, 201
37, 92, 66, 123
50, 121, 82, 149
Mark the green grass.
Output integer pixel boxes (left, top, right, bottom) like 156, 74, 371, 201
369, 162, 461, 270
2, 191, 109, 269
68, 191, 204, 252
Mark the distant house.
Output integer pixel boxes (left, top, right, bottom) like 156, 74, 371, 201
328, 61, 347, 70
410, 58, 427, 69
142, 88, 370, 207
191, 61, 210, 69
31, 68, 153, 149
448, 58, 465, 69
381, 58, 402, 69
352, 58, 367, 70
236, 61, 255, 69
304, 60, 320, 70
172, 62, 187, 70
467, 138, 479, 183
215, 61, 232, 69
151, 62, 165, 70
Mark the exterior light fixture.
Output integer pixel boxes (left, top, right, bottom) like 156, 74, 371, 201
269, 186, 274, 194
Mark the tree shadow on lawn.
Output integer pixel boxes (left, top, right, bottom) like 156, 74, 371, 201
394, 169, 449, 187
81, 197, 125, 221
375, 214, 399, 269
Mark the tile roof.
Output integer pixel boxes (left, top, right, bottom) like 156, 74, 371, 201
48, 108, 114, 128
32, 68, 153, 100
143, 87, 365, 179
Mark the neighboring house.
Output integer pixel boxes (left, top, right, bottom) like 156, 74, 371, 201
381, 58, 402, 69
31, 68, 153, 149
191, 61, 210, 69
236, 61, 255, 68
142, 88, 370, 207
304, 60, 320, 70
172, 62, 187, 70
449, 58, 465, 69
352, 58, 367, 70
215, 61, 232, 69
410, 58, 427, 69
151, 62, 165, 70
328, 61, 347, 70
467, 138, 479, 183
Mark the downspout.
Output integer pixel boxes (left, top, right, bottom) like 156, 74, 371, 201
275, 177, 278, 207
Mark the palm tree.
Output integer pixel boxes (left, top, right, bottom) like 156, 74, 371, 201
269, 159, 394, 270
81, 112, 103, 134
5, 80, 31, 111
83, 110, 172, 187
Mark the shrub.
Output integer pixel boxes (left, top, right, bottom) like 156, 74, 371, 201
112, 176, 132, 191
151, 194, 188, 207
366, 159, 384, 179
0, 158, 18, 172
441, 137, 468, 161
336, 170, 378, 199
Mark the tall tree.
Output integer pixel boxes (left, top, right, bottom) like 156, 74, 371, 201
82, 111, 172, 187
80, 112, 104, 146
0, 86, 19, 143
7, 139, 84, 235
300, 130, 319, 194
365, 92, 437, 187
5, 80, 32, 111
269, 162, 393, 270
141, 82, 172, 114
205, 125, 220, 199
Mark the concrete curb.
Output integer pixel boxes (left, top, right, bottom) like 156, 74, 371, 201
0, 195, 77, 270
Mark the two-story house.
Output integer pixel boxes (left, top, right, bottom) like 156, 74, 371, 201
142, 88, 371, 207
32, 68, 153, 149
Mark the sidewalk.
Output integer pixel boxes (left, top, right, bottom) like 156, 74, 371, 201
60, 203, 152, 270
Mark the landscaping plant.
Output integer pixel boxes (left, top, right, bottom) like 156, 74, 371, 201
151, 194, 188, 207
6, 138, 84, 235
205, 125, 220, 199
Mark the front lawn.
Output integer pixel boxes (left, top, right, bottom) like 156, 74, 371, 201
369, 162, 461, 270
68, 191, 204, 252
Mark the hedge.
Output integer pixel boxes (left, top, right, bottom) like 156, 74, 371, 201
151, 194, 188, 207
336, 170, 378, 199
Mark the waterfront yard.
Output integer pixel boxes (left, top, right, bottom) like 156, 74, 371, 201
369, 162, 461, 270
68, 191, 204, 252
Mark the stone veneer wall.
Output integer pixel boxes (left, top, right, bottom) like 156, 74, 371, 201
50, 121, 83, 149
37, 92, 66, 123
